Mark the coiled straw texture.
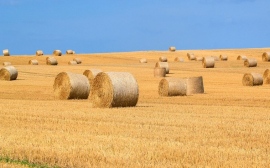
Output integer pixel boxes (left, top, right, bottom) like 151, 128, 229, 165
202, 57, 215, 68
244, 58, 257, 67
184, 76, 204, 95
242, 73, 263, 86
0, 66, 18, 81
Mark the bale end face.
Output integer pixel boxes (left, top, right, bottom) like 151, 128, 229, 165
263, 69, 270, 84
262, 52, 270, 62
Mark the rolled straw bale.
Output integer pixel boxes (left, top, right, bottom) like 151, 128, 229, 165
211, 56, 219, 61
263, 69, 270, 84
159, 56, 167, 62
155, 62, 169, 74
220, 54, 228, 61
72, 51, 75, 54
174, 57, 184, 62
158, 78, 186, 96
0, 66, 18, 81
237, 55, 247, 60
28, 60, 38, 65
154, 67, 166, 77
202, 57, 215, 68
73, 58, 82, 64
53, 50, 62, 56
36, 50, 43, 56
262, 52, 270, 62
184, 76, 204, 95
83, 69, 102, 87
169, 47, 176, 52
91, 72, 139, 108
66, 50, 74, 54
244, 58, 257, 67
187, 53, 196, 60
53, 72, 90, 100
3, 49, 10, 56
242, 73, 263, 86
46, 57, 58, 65
139, 58, 147, 63
68, 61, 77, 65
3, 62, 11, 66
195, 57, 203, 61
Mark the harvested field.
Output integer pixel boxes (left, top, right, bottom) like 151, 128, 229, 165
0, 48, 270, 167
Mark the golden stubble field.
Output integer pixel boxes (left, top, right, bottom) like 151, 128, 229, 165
0, 48, 270, 167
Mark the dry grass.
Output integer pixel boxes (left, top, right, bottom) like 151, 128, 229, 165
0, 48, 270, 167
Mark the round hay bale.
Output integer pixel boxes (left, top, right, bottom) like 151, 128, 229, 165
83, 69, 102, 87
36, 50, 43, 56
159, 56, 167, 62
220, 54, 228, 61
0, 66, 18, 81
202, 57, 215, 68
242, 73, 263, 86
237, 55, 247, 60
53, 50, 62, 56
53, 72, 90, 100
66, 50, 74, 54
91, 72, 139, 108
28, 60, 38, 65
169, 47, 176, 52
139, 58, 147, 63
187, 53, 196, 60
244, 58, 257, 67
158, 78, 186, 96
263, 69, 270, 84
73, 58, 81, 64
195, 57, 203, 61
68, 61, 77, 65
262, 52, 270, 62
46, 57, 58, 65
174, 57, 184, 62
72, 51, 75, 54
3, 49, 10, 56
211, 56, 219, 61
154, 67, 166, 77
184, 76, 204, 95
3, 62, 11, 66
155, 62, 169, 74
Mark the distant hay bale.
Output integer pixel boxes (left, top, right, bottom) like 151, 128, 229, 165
83, 69, 102, 87
195, 57, 203, 61
184, 76, 204, 95
262, 52, 270, 62
211, 56, 219, 61
174, 57, 184, 62
202, 57, 215, 68
91, 72, 139, 108
36, 50, 43, 56
3, 49, 10, 56
169, 47, 176, 52
220, 54, 228, 61
68, 61, 77, 65
53, 72, 90, 100
72, 51, 75, 54
242, 73, 263, 86
3, 62, 11, 66
139, 58, 147, 63
159, 56, 167, 62
155, 62, 169, 74
263, 69, 270, 84
244, 58, 257, 67
66, 50, 74, 54
73, 58, 82, 64
158, 78, 186, 96
53, 50, 62, 56
237, 55, 247, 60
46, 57, 58, 65
154, 67, 166, 77
187, 53, 196, 60
0, 66, 18, 81
28, 60, 38, 65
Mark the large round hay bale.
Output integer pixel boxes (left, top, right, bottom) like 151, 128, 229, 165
73, 58, 82, 64
139, 58, 147, 63
158, 78, 186, 96
155, 62, 169, 74
53, 72, 90, 100
187, 53, 195, 60
91, 72, 139, 108
0, 66, 18, 81
202, 57, 215, 68
211, 56, 219, 61
28, 60, 38, 65
195, 57, 203, 61
36, 50, 43, 56
154, 67, 166, 77
242, 73, 263, 86
66, 50, 74, 54
174, 57, 184, 62
159, 56, 167, 62
262, 52, 270, 62
184, 76, 204, 95
244, 58, 257, 67
237, 55, 247, 60
3, 49, 10, 56
169, 47, 176, 52
263, 69, 270, 84
83, 69, 102, 87
3, 62, 11, 66
68, 61, 77, 65
46, 57, 58, 65
220, 54, 228, 61
53, 50, 62, 56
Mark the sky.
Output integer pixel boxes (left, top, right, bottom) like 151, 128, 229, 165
0, 0, 269, 55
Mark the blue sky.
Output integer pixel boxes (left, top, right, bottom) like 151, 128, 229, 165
0, 0, 269, 55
